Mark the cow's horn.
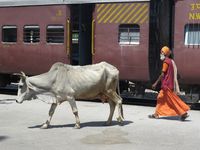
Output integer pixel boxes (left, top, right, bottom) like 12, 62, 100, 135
21, 71, 26, 77
20, 71, 26, 79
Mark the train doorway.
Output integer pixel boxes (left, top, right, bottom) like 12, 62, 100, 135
70, 4, 94, 65
149, 0, 175, 84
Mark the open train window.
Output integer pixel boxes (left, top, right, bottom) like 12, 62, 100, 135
118, 24, 140, 45
2, 25, 17, 43
46, 25, 64, 44
23, 25, 40, 43
184, 24, 200, 46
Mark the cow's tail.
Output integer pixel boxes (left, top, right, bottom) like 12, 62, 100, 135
117, 79, 124, 119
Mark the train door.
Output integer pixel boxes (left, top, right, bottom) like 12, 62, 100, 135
70, 5, 79, 65
149, 0, 175, 83
70, 4, 94, 65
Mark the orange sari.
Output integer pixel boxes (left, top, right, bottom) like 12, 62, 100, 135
155, 89, 190, 116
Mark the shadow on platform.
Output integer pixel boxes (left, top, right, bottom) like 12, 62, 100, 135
28, 120, 133, 129
0, 135, 9, 142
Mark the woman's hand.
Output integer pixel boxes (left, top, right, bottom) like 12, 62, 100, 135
152, 83, 157, 90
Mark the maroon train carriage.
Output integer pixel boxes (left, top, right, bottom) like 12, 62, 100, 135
174, 0, 200, 85
92, 1, 150, 83
0, 0, 199, 103
170, 0, 200, 102
0, 0, 150, 87
0, 3, 70, 86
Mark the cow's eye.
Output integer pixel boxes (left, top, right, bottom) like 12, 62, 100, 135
19, 85, 23, 88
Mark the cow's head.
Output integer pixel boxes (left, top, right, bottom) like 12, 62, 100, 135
16, 72, 35, 104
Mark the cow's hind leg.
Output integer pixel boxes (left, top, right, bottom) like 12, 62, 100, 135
105, 100, 116, 126
68, 98, 80, 129
115, 92, 124, 124
41, 103, 57, 129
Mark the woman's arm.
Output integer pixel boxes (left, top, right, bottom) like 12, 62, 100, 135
152, 72, 164, 90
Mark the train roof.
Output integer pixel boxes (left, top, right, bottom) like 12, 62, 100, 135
0, 0, 150, 7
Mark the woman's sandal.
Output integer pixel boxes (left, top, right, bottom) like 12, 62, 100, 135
148, 114, 159, 119
180, 113, 189, 121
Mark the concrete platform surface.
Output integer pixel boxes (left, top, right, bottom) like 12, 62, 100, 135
0, 94, 200, 150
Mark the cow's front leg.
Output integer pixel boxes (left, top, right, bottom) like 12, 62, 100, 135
105, 100, 116, 125
68, 98, 80, 129
111, 92, 124, 124
41, 103, 57, 129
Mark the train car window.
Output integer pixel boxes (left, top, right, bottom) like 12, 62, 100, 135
46, 25, 64, 44
118, 24, 140, 45
2, 25, 17, 43
23, 25, 40, 43
184, 24, 200, 46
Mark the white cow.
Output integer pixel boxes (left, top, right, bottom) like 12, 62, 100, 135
16, 62, 124, 129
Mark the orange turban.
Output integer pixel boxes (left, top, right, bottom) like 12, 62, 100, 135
161, 46, 171, 56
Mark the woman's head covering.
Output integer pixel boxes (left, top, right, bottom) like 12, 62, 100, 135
161, 46, 171, 56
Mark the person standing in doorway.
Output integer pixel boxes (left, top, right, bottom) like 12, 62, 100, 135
149, 46, 190, 121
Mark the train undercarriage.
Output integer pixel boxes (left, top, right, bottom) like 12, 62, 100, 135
119, 80, 200, 105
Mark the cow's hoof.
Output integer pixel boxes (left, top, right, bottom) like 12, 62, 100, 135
74, 124, 80, 129
118, 121, 124, 126
104, 121, 111, 126
40, 123, 49, 129
117, 117, 124, 124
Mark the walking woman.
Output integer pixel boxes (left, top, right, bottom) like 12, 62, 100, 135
149, 46, 190, 121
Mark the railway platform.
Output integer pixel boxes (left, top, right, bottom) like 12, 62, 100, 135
0, 94, 200, 150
